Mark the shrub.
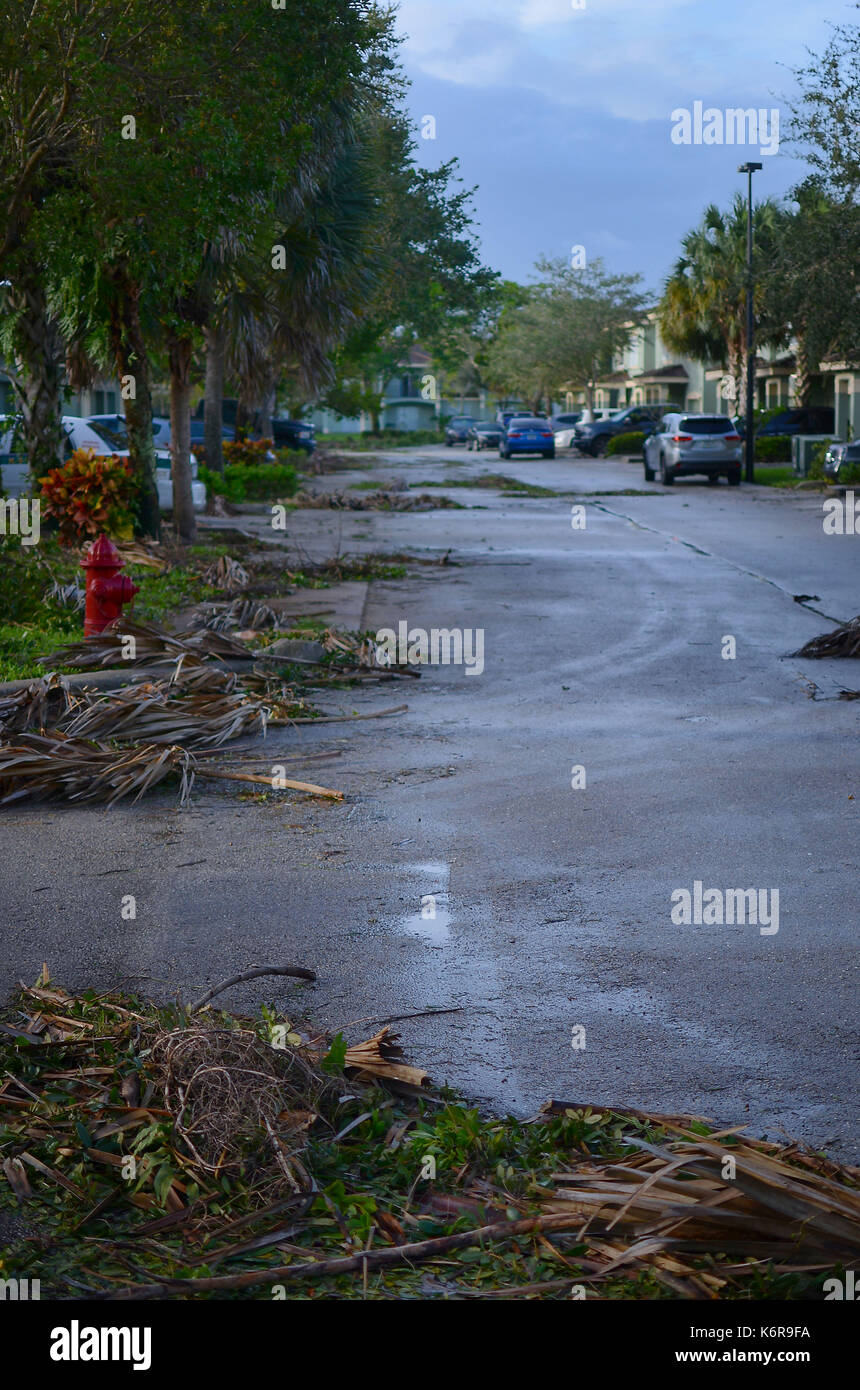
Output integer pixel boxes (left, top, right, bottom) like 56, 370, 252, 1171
754, 435, 792, 463
222, 438, 274, 467
199, 462, 298, 502
40, 448, 137, 545
839, 459, 860, 484
606, 431, 646, 456
807, 441, 834, 481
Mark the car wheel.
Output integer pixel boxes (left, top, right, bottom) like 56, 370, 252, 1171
643, 458, 656, 481
543, 449, 555, 459
727, 470, 741, 486
593, 436, 608, 457
707, 474, 719, 485
660, 458, 674, 486
445, 439, 453, 447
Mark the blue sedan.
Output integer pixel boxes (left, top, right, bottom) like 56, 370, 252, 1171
499, 417, 555, 459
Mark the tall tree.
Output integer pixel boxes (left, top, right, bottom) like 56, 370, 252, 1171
658, 196, 787, 408
485, 258, 650, 414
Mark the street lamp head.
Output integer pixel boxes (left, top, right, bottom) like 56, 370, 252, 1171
737, 162, 763, 173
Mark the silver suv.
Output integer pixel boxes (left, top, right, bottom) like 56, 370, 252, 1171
643, 412, 742, 486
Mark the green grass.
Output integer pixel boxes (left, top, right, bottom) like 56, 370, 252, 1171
411, 475, 560, 498
753, 467, 798, 487
0, 536, 223, 681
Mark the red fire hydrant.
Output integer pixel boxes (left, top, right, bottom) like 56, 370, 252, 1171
81, 535, 139, 637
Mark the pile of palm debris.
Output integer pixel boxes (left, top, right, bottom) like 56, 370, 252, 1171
1, 973, 857, 1301
796, 614, 860, 659
0, 617, 413, 806
292, 489, 460, 511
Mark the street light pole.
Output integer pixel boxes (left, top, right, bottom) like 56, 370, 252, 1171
739, 161, 762, 484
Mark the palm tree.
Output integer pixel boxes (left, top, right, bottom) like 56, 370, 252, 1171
658, 195, 788, 410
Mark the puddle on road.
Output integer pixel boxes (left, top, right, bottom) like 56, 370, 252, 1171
397, 861, 452, 944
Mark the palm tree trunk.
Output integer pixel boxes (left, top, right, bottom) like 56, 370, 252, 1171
167, 333, 196, 544
7, 268, 65, 484
793, 333, 812, 407
203, 323, 225, 473
107, 270, 160, 539
258, 382, 277, 441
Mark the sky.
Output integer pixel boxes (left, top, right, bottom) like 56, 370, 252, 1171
396, 0, 846, 298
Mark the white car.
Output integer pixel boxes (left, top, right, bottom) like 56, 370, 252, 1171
71, 417, 206, 511
1, 414, 206, 511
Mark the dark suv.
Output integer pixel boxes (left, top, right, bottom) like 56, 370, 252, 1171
574, 403, 674, 456
735, 407, 835, 438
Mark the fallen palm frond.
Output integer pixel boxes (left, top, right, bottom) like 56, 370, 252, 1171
43, 618, 254, 671
0, 673, 74, 734
203, 555, 250, 593
538, 1119, 860, 1281
61, 682, 267, 749
340, 1028, 429, 1090
203, 598, 278, 633
45, 580, 85, 611
0, 732, 194, 806
1, 978, 856, 1301
795, 615, 860, 659
112, 541, 168, 572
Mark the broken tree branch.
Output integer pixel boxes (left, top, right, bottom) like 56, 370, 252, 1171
189, 966, 317, 1015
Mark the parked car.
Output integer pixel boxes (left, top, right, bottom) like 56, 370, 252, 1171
271, 417, 315, 454
444, 415, 476, 445
575, 403, 674, 456
643, 412, 742, 486
87, 415, 176, 467
496, 409, 534, 428
499, 417, 555, 459
189, 419, 236, 446
734, 407, 836, 438
70, 417, 206, 511
467, 421, 503, 451
822, 439, 860, 480
0, 414, 28, 497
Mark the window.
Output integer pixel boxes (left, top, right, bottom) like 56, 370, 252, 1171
678, 416, 734, 434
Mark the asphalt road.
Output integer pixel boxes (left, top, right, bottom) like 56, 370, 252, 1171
2, 446, 857, 1155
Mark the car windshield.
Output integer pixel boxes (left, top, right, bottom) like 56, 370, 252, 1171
679, 417, 734, 434
89, 422, 129, 449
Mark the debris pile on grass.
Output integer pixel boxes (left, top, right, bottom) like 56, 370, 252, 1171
0, 612, 417, 804
292, 488, 461, 511
1, 976, 857, 1301
795, 614, 860, 658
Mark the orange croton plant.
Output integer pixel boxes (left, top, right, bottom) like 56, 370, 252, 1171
40, 448, 138, 545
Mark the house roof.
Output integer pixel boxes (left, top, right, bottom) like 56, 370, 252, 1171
629, 363, 689, 383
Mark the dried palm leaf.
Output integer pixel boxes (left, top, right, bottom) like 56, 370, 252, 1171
540, 1126, 860, 1275
203, 555, 250, 594
795, 615, 860, 659
0, 674, 75, 734
203, 598, 277, 632
62, 683, 267, 749
43, 619, 253, 671
0, 732, 194, 806
341, 1028, 429, 1089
